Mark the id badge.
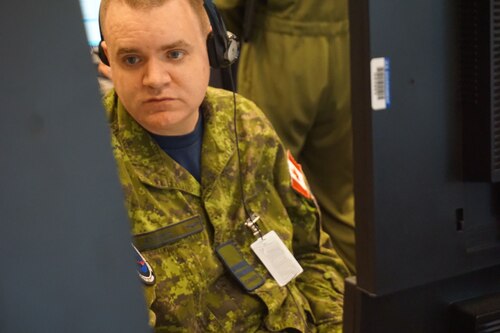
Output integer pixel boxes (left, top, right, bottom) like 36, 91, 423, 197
250, 231, 303, 287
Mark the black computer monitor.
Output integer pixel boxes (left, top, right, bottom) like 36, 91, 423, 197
344, 0, 500, 332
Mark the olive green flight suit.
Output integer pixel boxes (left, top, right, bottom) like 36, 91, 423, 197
216, 0, 356, 273
104, 87, 349, 332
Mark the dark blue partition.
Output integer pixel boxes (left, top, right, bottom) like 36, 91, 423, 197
0, 1, 149, 332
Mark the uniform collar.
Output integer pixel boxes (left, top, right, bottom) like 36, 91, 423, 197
109, 92, 200, 196
107, 87, 236, 197
200, 87, 237, 199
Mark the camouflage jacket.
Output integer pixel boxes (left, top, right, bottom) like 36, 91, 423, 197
104, 87, 348, 333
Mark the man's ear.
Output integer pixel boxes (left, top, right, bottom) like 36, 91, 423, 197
102, 41, 108, 54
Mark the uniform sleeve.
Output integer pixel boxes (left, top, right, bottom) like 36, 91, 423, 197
273, 146, 350, 327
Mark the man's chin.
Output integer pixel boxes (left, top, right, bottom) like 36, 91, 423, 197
142, 116, 183, 135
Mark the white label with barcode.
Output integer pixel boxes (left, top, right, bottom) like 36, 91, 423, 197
250, 231, 303, 287
370, 57, 391, 110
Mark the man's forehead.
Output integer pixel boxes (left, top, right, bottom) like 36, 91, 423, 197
103, 0, 169, 16
103, 0, 196, 32
104, 1, 153, 26
103, 0, 206, 44
103, 0, 167, 36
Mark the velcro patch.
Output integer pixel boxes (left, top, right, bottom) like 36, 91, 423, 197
216, 240, 265, 292
287, 150, 311, 199
133, 216, 204, 251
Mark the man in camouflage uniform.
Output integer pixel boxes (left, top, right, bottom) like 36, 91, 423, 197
216, 0, 356, 273
99, 0, 349, 331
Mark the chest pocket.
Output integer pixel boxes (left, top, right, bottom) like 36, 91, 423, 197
133, 215, 204, 251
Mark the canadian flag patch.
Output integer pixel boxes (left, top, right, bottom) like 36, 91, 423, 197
287, 151, 311, 199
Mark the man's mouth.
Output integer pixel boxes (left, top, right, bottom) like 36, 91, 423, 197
144, 97, 175, 103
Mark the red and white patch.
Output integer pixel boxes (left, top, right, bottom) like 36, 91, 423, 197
287, 151, 311, 199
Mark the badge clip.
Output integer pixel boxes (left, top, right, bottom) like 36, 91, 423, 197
244, 213, 263, 238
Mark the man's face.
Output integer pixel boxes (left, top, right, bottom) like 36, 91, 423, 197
102, 0, 210, 136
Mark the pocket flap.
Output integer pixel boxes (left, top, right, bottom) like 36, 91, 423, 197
133, 216, 204, 251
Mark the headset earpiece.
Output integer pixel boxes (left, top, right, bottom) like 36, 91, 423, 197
206, 30, 239, 69
204, 0, 239, 69
206, 32, 218, 68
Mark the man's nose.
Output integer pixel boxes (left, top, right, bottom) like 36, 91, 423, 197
142, 58, 171, 90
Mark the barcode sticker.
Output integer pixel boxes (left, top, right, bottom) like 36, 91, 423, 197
370, 57, 391, 110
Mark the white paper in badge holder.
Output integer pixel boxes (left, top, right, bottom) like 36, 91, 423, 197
250, 231, 303, 287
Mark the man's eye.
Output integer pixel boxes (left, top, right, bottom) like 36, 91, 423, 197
123, 56, 141, 65
167, 50, 185, 60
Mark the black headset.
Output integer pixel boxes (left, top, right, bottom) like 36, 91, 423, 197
97, 0, 239, 69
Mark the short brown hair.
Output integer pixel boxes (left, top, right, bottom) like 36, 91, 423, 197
99, 0, 210, 38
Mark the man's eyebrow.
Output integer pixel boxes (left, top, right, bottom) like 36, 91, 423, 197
116, 47, 140, 56
116, 40, 193, 56
159, 40, 192, 50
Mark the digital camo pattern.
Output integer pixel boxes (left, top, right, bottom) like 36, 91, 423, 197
103, 87, 349, 332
